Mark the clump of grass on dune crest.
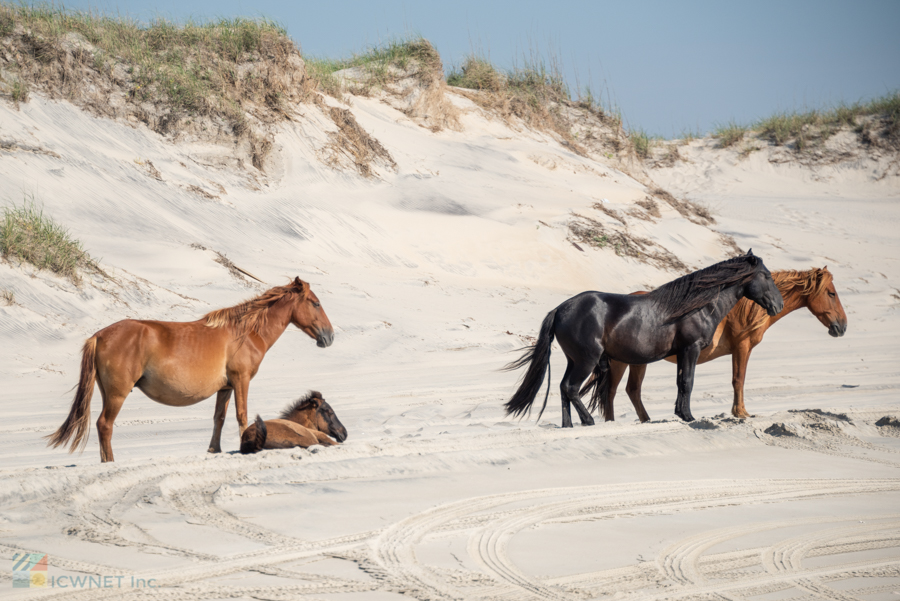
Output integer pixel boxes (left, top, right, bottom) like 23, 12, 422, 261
447, 53, 570, 129
713, 121, 747, 148
0, 3, 307, 136
305, 36, 442, 97
1, 198, 100, 284
748, 93, 900, 151
628, 128, 656, 159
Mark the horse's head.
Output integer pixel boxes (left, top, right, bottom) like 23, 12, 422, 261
288, 277, 334, 348
281, 392, 347, 442
806, 267, 848, 337
743, 250, 784, 317
312, 396, 347, 443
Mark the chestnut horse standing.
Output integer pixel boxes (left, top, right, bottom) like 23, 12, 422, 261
240, 390, 348, 454
586, 268, 847, 421
46, 277, 334, 462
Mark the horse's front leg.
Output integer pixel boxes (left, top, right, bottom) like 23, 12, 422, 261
674, 344, 702, 422
730, 341, 753, 418
208, 389, 232, 453
232, 377, 251, 435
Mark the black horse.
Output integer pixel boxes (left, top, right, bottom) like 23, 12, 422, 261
504, 251, 784, 425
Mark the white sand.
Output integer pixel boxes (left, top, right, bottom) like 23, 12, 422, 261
1, 93, 899, 600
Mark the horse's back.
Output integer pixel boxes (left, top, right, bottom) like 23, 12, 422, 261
556, 291, 679, 364
264, 419, 326, 449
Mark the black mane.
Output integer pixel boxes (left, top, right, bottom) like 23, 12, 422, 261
646, 254, 760, 323
279, 390, 324, 419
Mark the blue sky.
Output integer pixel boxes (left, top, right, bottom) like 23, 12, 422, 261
60, 0, 900, 137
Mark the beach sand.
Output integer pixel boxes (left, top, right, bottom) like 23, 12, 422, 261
1, 92, 898, 600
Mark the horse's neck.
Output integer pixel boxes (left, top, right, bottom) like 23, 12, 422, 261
767, 283, 807, 324
285, 409, 313, 428
254, 298, 293, 350
707, 283, 745, 324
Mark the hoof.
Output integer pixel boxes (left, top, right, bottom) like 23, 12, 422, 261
207, 447, 221, 454
581, 417, 595, 426
676, 411, 695, 422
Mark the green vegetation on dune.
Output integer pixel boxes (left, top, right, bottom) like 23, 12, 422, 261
707, 93, 900, 151
1, 198, 99, 284
305, 36, 442, 97
0, 3, 302, 131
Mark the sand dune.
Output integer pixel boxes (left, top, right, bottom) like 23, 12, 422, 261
1, 85, 899, 600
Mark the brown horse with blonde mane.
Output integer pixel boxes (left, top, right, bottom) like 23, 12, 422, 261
46, 277, 334, 462
582, 268, 847, 421
240, 391, 347, 454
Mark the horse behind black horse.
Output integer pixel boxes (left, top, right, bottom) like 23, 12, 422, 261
505, 251, 783, 425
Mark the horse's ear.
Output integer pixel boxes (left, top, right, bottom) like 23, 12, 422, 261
746, 248, 754, 256
746, 250, 759, 266
292, 277, 308, 295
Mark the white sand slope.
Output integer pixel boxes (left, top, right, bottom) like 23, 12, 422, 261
1, 93, 899, 600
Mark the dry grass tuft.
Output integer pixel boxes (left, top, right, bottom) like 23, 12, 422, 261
635, 197, 662, 219
568, 213, 687, 272
1, 197, 100, 284
320, 106, 396, 177
1, 287, 14, 305
650, 187, 714, 225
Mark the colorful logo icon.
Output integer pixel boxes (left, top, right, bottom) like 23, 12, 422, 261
12, 553, 48, 588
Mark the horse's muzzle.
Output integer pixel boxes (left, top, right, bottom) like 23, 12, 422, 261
333, 427, 347, 443
317, 329, 334, 348
766, 296, 784, 317
828, 321, 847, 337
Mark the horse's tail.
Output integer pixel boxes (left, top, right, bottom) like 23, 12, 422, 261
583, 356, 613, 420
503, 309, 557, 420
46, 337, 98, 453
240, 415, 267, 454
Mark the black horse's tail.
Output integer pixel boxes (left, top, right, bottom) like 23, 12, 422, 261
503, 309, 557, 420
581, 355, 612, 420
240, 415, 267, 454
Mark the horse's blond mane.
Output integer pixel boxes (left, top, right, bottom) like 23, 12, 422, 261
734, 268, 832, 334
204, 280, 307, 337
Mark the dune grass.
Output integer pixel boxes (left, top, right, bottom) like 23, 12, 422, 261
304, 36, 442, 97
0, 3, 299, 130
713, 121, 747, 148
628, 128, 653, 159
0, 199, 98, 284
447, 53, 569, 107
748, 93, 899, 149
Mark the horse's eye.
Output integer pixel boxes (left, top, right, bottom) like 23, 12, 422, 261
312, 301, 321, 308
828, 291, 836, 298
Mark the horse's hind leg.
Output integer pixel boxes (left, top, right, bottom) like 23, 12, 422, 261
603, 359, 627, 422
96, 379, 127, 463
561, 357, 597, 427
208, 389, 232, 453
625, 364, 652, 423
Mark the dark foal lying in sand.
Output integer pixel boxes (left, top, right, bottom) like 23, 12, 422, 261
240, 391, 347, 454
